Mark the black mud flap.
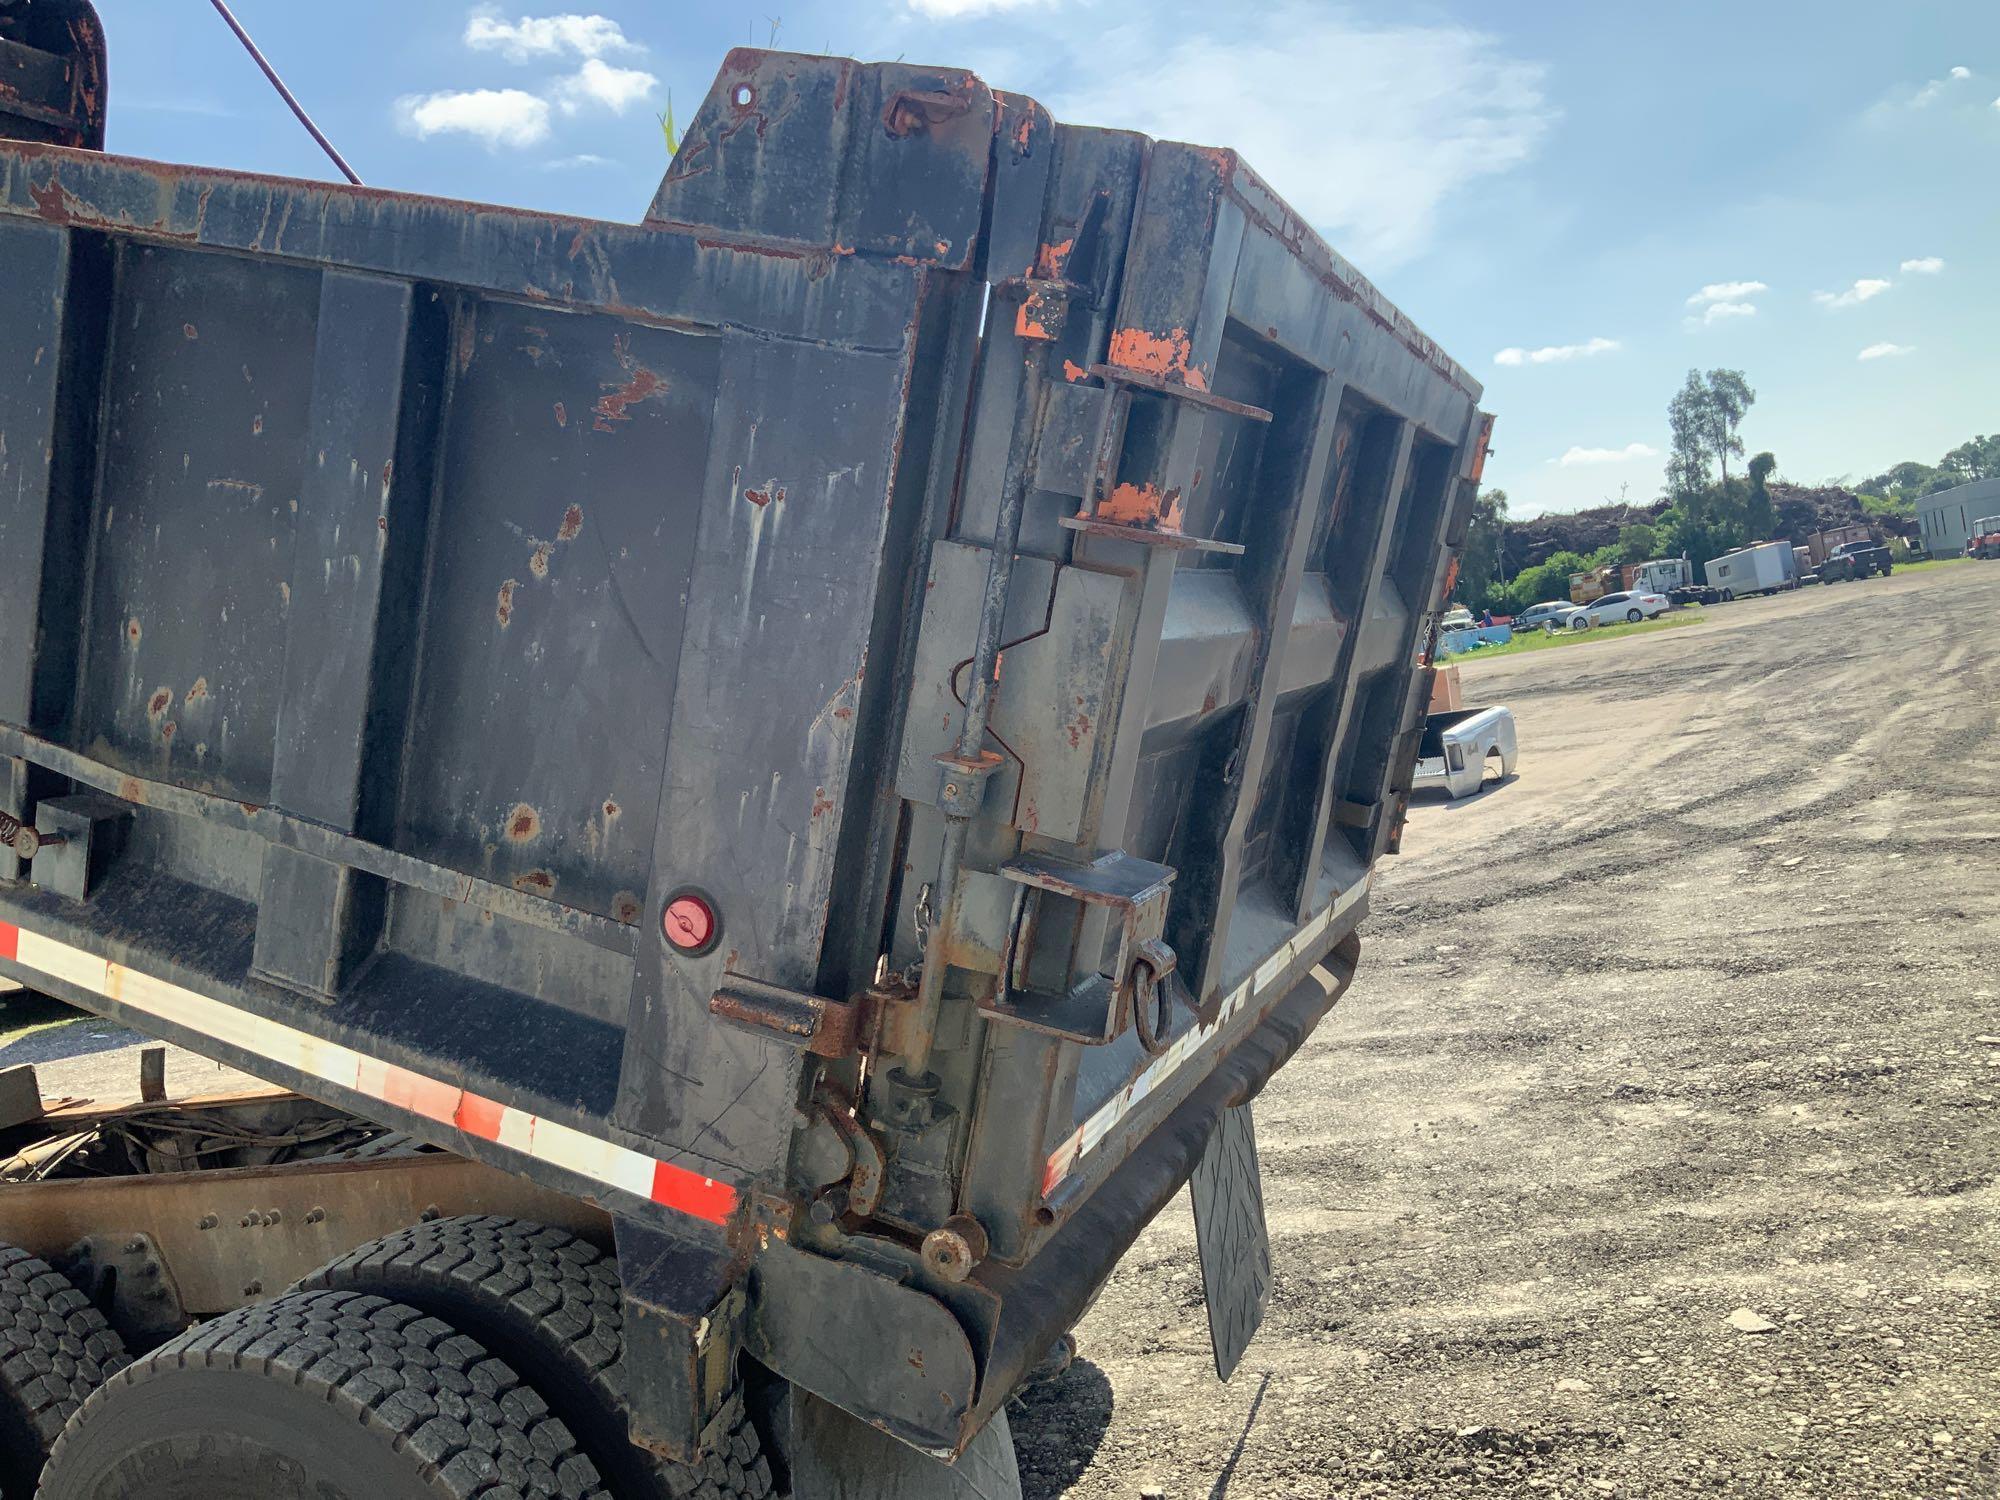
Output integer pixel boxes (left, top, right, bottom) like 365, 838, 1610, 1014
1189, 1101, 1272, 1380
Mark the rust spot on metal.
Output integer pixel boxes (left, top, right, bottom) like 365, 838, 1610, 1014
1062, 359, 1088, 382
553, 401, 567, 428
455, 316, 478, 373
602, 799, 620, 819
186, 678, 210, 705
593, 336, 669, 431
251, 414, 264, 436
811, 786, 835, 820
529, 542, 554, 579
1098, 481, 1185, 532
125, 617, 142, 647
160, 721, 176, 742
505, 804, 541, 843
147, 688, 173, 720
496, 579, 519, 627
558, 504, 584, 542
380, 459, 394, 492
119, 777, 144, 803
832, 706, 854, 721
612, 891, 641, 924
377, 515, 389, 534
1106, 327, 1209, 391
512, 869, 557, 895
182, 323, 198, 340
1202, 690, 1219, 714
743, 482, 786, 507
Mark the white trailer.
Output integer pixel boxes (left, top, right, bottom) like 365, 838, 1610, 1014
1703, 541, 1798, 600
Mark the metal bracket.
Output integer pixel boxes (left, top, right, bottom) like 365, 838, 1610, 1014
982, 850, 1177, 1044
708, 976, 868, 1059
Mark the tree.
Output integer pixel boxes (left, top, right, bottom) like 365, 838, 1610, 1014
1746, 451, 1777, 539
1455, 488, 1509, 610
1668, 368, 1757, 494
1937, 434, 2000, 488
1617, 522, 1660, 564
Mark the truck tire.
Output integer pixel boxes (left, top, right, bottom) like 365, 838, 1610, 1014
299, 1215, 773, 1500
0, 1244, 129, 1500
37, 1290, 605, 1500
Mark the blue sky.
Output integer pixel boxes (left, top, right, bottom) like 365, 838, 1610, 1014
93, 1, 1999, 515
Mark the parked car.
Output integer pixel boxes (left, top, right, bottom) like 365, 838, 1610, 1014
1413, 706, 1518, 799
1817, 538, 1893, 582
1569, 590, 1668, 628
1512, 600, 1582, 632
1441, 604, 1477, 630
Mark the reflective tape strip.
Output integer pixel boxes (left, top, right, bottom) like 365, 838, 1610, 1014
1041, 875, 1371, 1195
0, 919, 737, 1224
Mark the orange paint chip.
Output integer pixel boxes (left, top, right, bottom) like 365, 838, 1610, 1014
1107, 326, 1209, 392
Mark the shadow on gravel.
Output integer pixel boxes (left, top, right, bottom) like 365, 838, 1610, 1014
1011, 1358, 1114, 1499
0, 990, 134, 1067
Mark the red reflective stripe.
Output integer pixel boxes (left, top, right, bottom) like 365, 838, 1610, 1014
0, 922, 17, 962
652, 1160, 738, 1222
453, 1092, 506, 1142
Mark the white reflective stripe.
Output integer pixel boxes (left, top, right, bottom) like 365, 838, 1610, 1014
1044, 874, 1372, 1188
0, 919, 740, 1223
17, 930, 107, 994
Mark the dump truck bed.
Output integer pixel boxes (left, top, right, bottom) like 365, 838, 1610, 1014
0, 45, 1488, 1459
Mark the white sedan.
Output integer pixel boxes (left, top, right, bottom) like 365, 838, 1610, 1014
1569, 590, 1668, 628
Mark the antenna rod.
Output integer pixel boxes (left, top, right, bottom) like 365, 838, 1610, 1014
206, 0, 362, 185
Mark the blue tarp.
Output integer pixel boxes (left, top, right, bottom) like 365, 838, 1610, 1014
1437, 625, 1514, 655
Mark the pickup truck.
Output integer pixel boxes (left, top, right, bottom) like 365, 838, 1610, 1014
0, 10, 1493, 1499
1816, 539, 1894, 582
1413, 707, 1518, 799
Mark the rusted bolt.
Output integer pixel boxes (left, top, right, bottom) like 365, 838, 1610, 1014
124, 1236, 146, 1255
196, 1215, 218, 1231
920, 1214, 990, 1284
420, 1205, 442, 1222
304, 1206, 325, 1225
242, 1280, 263, 1297
942, 783, 959, 798
264, 1208, 283, 1226
239, 1214, 254, 1228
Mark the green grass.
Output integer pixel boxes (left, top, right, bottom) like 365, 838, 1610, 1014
1447, 610, 1707, 663
1889, 554, 1977, 574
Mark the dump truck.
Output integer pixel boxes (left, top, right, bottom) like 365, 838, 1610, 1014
0, 9, 1491, 1497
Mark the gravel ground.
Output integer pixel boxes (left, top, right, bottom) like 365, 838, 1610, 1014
1012, 562, 2000, 1499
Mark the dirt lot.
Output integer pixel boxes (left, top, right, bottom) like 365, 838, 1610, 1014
1015, 563, 2000, 1498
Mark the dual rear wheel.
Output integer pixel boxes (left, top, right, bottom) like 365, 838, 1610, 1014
16, 1219, 1020, 1500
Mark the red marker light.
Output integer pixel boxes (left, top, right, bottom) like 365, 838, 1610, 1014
662, 891, 718, 955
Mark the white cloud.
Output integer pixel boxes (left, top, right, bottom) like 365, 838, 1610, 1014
465, 11, 639, 61
1700, 301, 1757, 325
395, 88, 551, 148
1911, 66, 1973, 105
541, 153, 614, 170
1900, 256, 1945, 274
1813, 278, 1892, 309
1857, 342, 1912, 361
1044, 10, 1553, 270
556, 58, 658, 114
1686, 280, 1768, 306
1554, 443, 1658, 467
1493, 337, 1619, 368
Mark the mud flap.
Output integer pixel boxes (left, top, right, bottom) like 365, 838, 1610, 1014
1189, 1100, 1272, 1380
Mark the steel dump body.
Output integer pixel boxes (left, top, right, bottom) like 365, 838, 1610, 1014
0, 46, 1487, 1459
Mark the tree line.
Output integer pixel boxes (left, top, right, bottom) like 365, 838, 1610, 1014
1455, 369, 1996, 613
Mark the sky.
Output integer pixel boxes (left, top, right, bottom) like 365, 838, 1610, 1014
90, 1, 2000, 516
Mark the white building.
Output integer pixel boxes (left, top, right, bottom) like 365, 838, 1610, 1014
1917, 477, 2000, 556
